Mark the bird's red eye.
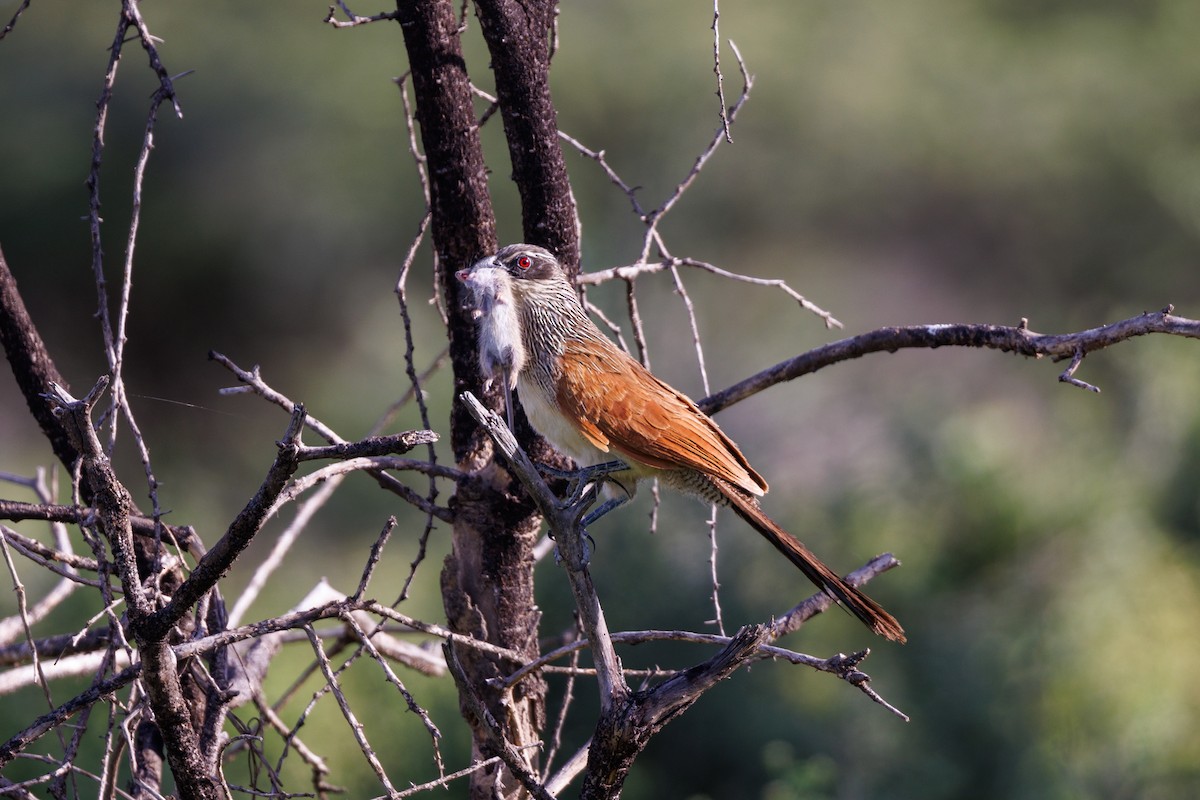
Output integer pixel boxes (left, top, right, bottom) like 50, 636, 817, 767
516, 256, 532, 270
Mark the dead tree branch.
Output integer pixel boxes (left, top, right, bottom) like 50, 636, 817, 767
700, 306, 1200, 415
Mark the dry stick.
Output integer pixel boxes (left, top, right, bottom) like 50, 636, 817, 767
250, 695, 332, 788
338, 612, 444, 776
103, 62, 178, 517
370, 346, 450, 437
323, 1, 400, 27
392, 754, 510, 798
46, 380, 147, 620
443, 642, 555, 800
460, 392, 630, 712
704, 506, 725, 636
494, 622, 892, 694
92, 0, 182, 460
210, 351, 453, 522
0, 649, 133, 698
699, 308, 1200, 416
74, 30, 195, 790
545, 742, 591, 797
176, 598, 525, 668
578, 252, 842, 329
0, 0, 33, 40
0, 524, 99, 574
302, 625, 400, 799
0, 474, 87, 636
224, 478, 346, 633
361, 601, 527, 663
624, 277, 651, 370
581, 299, 632, 355
228, 449, 443, 628
662, 249, 727, 633
0, 526, 97, 600
637, 40, 753, 264
0, 629, 110, 669
94, 699, 124, 800
47, 380, 220, 799
539, 644, 581, 784
226, 453, 445, 626
391, 193, 442, 603
0, 530, 59, 733
0, 592, 519, 767
354, 516, 396, 601
85, 14, 130, 417
711, 0, 733, 144
0, 664, 139, 769
0, 764, 67, 797
634, 623, 773, 718
134, 405, 308, 646
773, 553, 902, 638
0, 500, 201, 555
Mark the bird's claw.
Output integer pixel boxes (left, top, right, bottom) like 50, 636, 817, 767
539, 459, 628, 508
552, 528, 595, 568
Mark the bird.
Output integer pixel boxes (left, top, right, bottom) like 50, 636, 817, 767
456, 244, 905, 643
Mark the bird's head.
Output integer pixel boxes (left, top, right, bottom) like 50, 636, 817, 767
457, 244, 572, 310
486, 244, 565, 281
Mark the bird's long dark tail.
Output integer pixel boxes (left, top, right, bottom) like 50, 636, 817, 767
724, 488, 906, 643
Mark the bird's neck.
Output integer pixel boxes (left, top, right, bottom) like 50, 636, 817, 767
515, 280, 602, 371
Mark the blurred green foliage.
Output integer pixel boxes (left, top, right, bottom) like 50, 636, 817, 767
3, 1, 1200, 798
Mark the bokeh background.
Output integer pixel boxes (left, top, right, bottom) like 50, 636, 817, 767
3, 2, 1200, 798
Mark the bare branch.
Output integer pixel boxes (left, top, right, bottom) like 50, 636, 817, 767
134, 404, 307, 643
45, 379, 147, 619
711, 2, 732, 143
295, 431, 440, 462
303, 625, 400, 798
460, 392, 630, 712
210, 351, 454, 522
0, 0, 33, 41
0, 500, 201, 556
700, 307, 1200, 416
444, 642, 555, 800
323, 3, 400, 28
578, 254, 843, 329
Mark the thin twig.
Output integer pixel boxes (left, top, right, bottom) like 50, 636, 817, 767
338, 612, 444, 776
323, 3, 400, 28
711, 1, 732, 143
443, 642, 555, 800
577, 254, 842, 329
0, 0, 33, 41
302, 625, 399, 798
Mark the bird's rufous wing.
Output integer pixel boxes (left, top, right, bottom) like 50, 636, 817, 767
555, 336, 767, 496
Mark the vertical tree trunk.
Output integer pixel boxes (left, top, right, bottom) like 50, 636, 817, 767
396, 2, 554, 795
474, 0, 580, 272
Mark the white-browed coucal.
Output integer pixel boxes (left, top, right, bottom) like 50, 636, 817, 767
457, 244, 905, 643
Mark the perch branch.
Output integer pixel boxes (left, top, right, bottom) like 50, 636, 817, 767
461, 391, 630, 712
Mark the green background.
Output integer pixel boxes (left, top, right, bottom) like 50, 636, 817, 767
2, 2, 1200, 798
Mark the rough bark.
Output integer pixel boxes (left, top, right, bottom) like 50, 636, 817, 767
0, 246, 78, 477
474, 0, 580, 272
396, 2, 556, 795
